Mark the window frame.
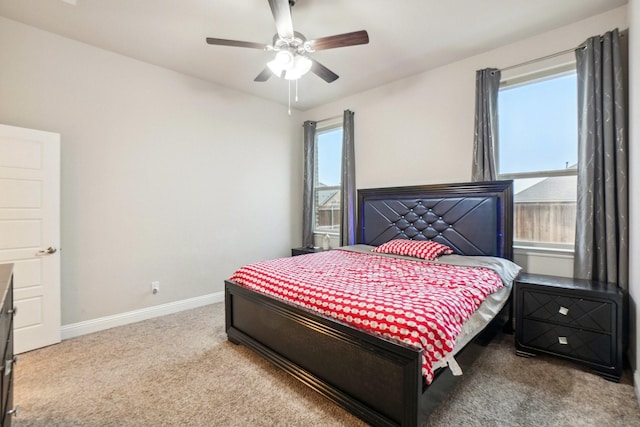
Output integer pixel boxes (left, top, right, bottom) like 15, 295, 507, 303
497, 62, 578, 251
312, 120, 343, 237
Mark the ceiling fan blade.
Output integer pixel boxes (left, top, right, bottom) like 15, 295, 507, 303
254, 68, 272, 82
268, 0, 294, 40
310, 59, 339, 83
306, 30, 369, 51
206, 37, 268, 50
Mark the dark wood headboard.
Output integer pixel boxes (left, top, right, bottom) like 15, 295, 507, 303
356, 180, 514, 260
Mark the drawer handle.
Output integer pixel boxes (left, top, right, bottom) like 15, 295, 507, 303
7, 405, 19, 417
558, 336, 568, 345
558, 306, 569, 316
2, 356, 17, 377
8, 306, 17, 316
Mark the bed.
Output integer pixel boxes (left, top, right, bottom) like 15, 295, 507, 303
224, 180, 516, 427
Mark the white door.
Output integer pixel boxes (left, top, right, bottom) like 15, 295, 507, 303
0, 124, 61, 354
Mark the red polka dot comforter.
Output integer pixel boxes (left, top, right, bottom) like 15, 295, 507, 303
229, 248, 504, 384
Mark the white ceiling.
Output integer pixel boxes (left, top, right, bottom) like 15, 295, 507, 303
0, 0, 627, 110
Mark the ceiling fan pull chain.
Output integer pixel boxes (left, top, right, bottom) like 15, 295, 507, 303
288, 80, 291, 115
295, 79, 299, 103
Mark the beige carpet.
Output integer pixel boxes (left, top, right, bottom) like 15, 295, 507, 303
13, 303, 640, 427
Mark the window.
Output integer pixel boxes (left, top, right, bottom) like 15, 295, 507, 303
498, 66, 577, 249
313, 124, 343, 236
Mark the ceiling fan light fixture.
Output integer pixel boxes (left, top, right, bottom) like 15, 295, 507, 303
284, 55, 312, 80
267, 50, 294, 76
267, 50, 312, 80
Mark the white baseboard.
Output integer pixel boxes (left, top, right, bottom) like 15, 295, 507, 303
61, 292, 224, 340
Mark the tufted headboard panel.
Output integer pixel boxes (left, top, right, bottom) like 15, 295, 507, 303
357, 181, 513, 260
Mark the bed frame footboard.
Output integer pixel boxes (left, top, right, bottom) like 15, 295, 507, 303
225, 280, 486, 427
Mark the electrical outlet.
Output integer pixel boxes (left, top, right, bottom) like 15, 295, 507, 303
151, 281, 160, 294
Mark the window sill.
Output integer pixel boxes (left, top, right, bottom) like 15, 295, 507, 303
514, 245, 574, 257
314, 232, 340, 237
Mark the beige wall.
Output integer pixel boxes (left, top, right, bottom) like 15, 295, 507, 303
0, 17, 303, 325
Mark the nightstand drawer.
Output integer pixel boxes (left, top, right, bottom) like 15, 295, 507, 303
521, 289, 612, 333
521, 319, 613, 366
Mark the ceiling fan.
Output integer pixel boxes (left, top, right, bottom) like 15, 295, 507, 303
205, 0, 369, 83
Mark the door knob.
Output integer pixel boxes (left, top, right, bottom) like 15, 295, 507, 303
36, 246, 57, 256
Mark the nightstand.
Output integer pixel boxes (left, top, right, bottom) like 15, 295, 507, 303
515, 272, 624, 382
291, 247, 328, 256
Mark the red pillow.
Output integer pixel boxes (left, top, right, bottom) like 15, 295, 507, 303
372, 239, 453, 261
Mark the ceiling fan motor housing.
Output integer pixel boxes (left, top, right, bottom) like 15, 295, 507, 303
273, 32, 310, 53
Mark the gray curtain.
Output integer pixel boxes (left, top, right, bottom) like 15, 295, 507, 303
341, 110, 356, 246
574, 28, 628, 290
472, 68, 501, 181
302, 121, 317, 248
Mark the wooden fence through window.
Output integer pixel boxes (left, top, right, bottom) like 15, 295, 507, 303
515, 202, 576, 244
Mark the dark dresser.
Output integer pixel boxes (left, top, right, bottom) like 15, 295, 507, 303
515, 272, 624, 382
0, 264, 17, 426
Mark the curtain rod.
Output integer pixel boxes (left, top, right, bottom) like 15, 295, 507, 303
303, 114, 344, 127
316, 114, 343, 124
497, 31, 626, 74
497, 46, 579, 73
